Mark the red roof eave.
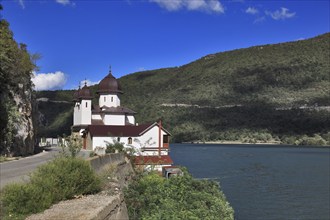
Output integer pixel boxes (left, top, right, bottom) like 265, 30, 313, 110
134, 155, 173, 165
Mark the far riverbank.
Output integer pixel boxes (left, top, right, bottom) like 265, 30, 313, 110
183, 140, 280, 145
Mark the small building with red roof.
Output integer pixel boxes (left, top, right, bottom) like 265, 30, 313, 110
72, 69, 172, 170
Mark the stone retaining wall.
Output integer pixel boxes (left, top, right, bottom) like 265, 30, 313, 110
87, 153, 126, 172
26, 194, 128, 220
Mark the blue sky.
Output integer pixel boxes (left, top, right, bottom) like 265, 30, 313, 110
1, 0, 329, 90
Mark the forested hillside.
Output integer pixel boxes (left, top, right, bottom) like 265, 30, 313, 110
37, 33, 330, 145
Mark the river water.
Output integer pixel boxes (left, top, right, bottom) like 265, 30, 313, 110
170, 144, 330, 220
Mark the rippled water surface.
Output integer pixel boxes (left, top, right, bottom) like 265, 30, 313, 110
170, 144, 330, 220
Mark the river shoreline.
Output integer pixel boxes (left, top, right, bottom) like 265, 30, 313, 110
180, 141, 330, 147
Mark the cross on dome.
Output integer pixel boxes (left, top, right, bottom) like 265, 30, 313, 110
97, 67, 123, 94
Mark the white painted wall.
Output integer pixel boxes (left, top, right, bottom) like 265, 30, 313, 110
127, 115, 135, 125
99, 94, 120, 107
90, 125, 169, 156
136, 126, 167, 149
92, 136, 115, 149
103, 114, 125, 126
143, 165, 168, 172
73, 104, 80, 125
81, 100, 91, 125
91, 114, 102, 120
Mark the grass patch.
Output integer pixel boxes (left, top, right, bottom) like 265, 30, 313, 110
0, 156, 19, 163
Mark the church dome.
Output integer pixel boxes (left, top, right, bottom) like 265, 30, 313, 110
78, 84, 93, 99
97, 71, 123, 94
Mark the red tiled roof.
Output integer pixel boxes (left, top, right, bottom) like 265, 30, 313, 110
134, 155, 173, 165
86, 123, 154, 137
72, 124, 88, 132
91, 119, 104, 125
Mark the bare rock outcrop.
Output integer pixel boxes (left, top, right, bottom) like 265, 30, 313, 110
11, 88, 36, 155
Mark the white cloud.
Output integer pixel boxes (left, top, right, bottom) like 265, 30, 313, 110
137, 67, 146, 72
246, 7, 258, 15
32, 71, 67, 91
266, 7, 296, 20
187, 0, 207, 11
16, 0, 25, 9
253, 16, 265, 24
151, 0, 183, 11
55, 0, 75, 6
295, 37, 305, 41
16, 0, 75, 8
150, 0, 224, 13
79, 80, 100, 87
208, 0, 224, 13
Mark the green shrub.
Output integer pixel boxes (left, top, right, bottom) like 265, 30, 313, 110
30, 157, 101, 200
1, 183, 53, 216
105, 141, 124, 154
281, 134, 328, 146
321, 132, 330, 145
1, 157, 101, 216
59, 133, 82, 158
298, 134, 327, 146
104, 140, 136, 156
124, 169, 234, 220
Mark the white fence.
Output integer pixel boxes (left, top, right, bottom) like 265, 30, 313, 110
39, 138, 63, 147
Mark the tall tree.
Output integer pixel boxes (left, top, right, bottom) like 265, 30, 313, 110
0, 5, 37, 155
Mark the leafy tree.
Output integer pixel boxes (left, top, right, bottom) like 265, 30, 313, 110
0, 10, 39, 155
105, 139, 125, 154
59, 133, 82, 158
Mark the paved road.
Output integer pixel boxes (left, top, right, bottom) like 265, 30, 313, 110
0, 147, 60, 189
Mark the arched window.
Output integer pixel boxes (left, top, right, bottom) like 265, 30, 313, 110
128, 137, 132, 144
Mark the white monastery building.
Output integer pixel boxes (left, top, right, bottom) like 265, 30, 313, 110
72, 70, 173, 169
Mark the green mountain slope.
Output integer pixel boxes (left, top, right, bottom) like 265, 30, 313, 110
120, 33, 329, 107
37, 33, 330, 145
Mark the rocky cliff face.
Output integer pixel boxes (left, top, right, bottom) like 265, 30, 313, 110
0, 84, 37, 156
12, 85, 37, 155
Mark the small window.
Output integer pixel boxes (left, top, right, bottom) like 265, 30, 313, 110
163, 135, 169, 143
104, 97, 106, 102
111, 97, 113, 102
128, 137, 132, 144
117, 137, 120, 142
85, 102, 88, 108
